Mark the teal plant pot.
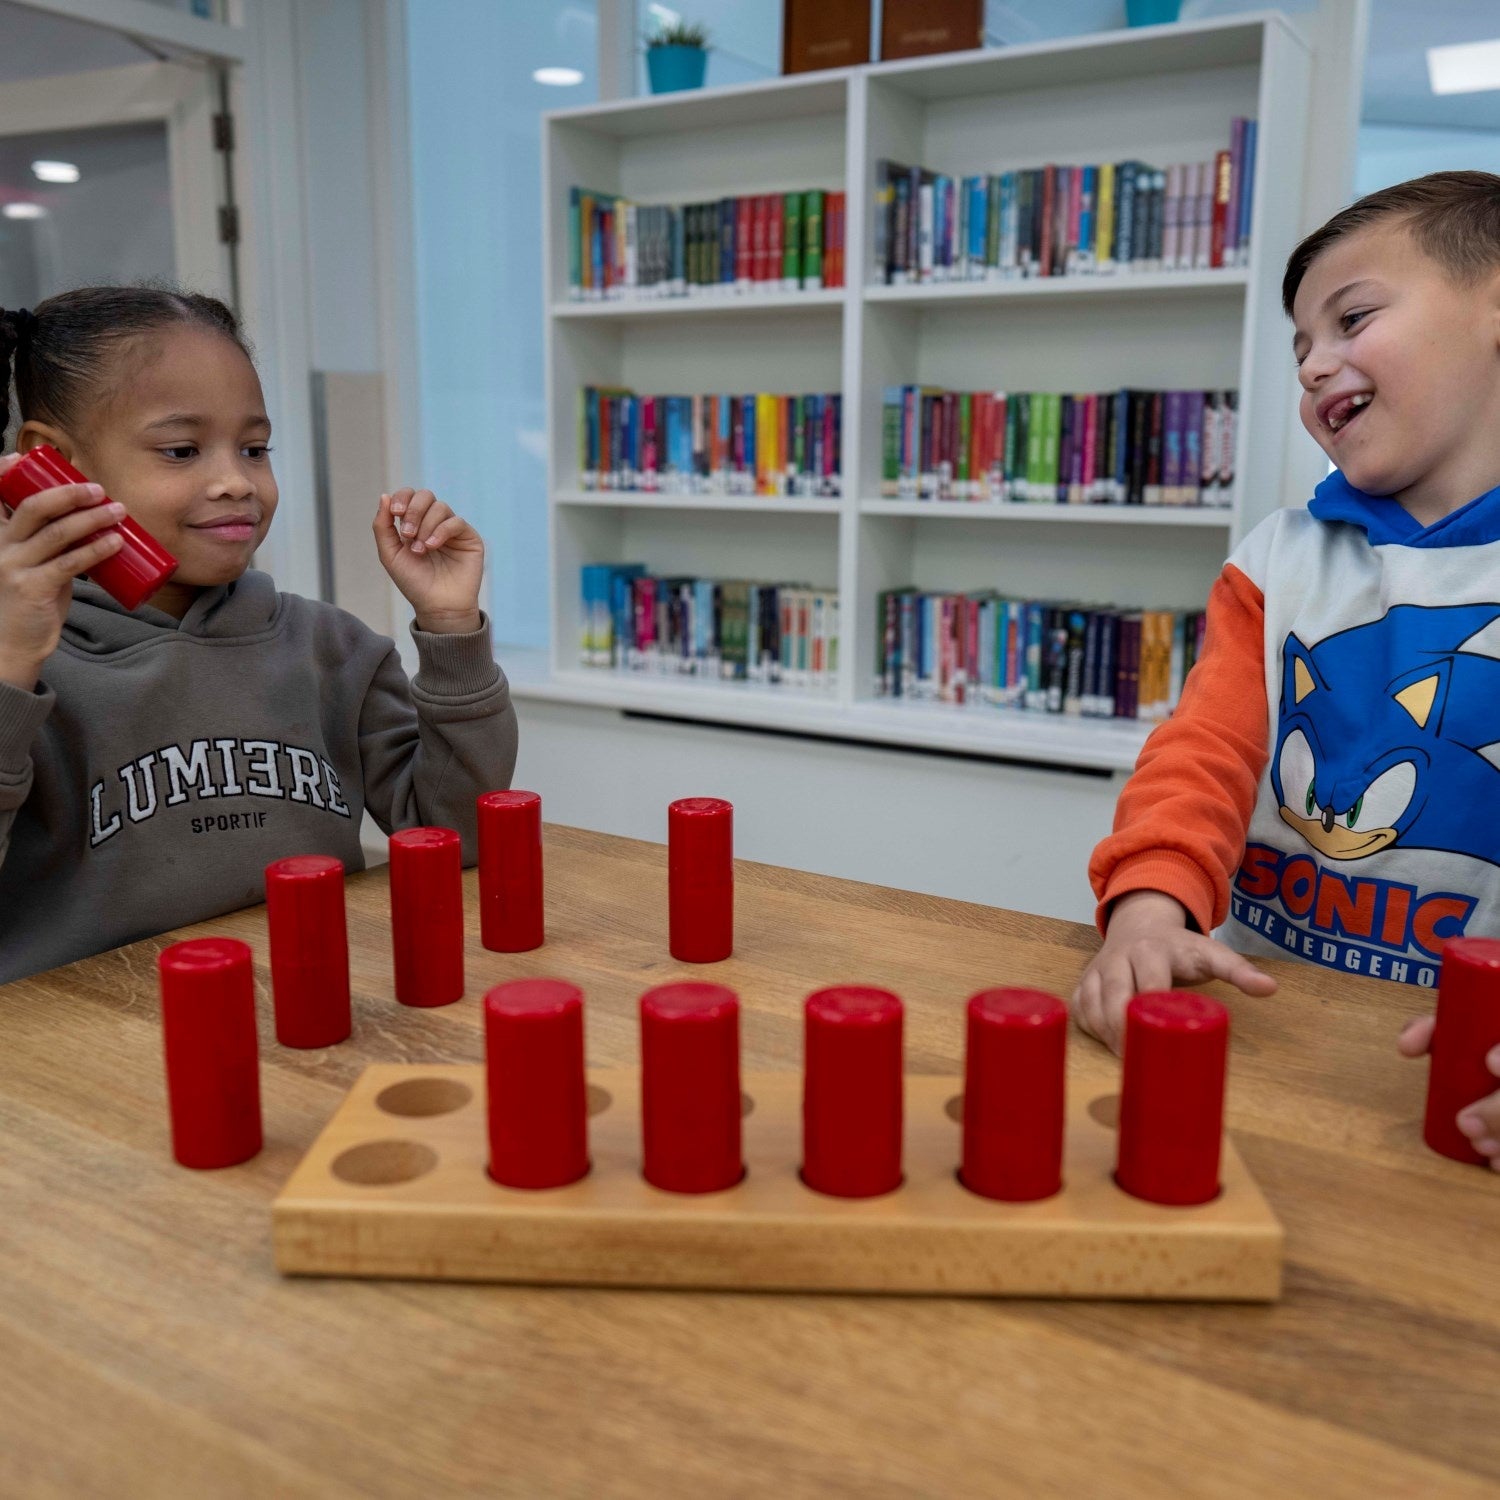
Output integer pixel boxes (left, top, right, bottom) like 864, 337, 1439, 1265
647, 45, 708, 93
1126, 0, 1182, 24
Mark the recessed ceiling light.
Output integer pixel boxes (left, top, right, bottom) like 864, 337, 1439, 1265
31, 159, 79, 184
1427, 37, 1500, 96
2, 203, 46, 220
533, 66, 584, 86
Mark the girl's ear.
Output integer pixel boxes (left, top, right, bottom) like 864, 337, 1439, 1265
15, 419, 71, 460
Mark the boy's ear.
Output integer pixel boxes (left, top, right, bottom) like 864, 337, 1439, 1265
15, 420, 72, 460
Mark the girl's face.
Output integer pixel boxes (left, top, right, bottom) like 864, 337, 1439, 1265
32, 323, 278, 608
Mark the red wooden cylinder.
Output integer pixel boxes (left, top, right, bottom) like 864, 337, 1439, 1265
640, 982, 743, 1193
265, 854, 350, 1048
0, 443, 176, 611
1425, 937, 1500, 1166
1116, 991, 1228, 1206
477, 790, 544, 953
802, 986, 904, 1198
668, 797, 732, 963
960, 988, 1067, 1202
157, 937, 262, 1169
388, 826, 464, 1007
484, 979, 589, 1189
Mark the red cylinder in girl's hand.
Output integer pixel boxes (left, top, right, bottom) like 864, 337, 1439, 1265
1115, 991, 1228, 1206
802, 986, 904, 1198
265, 854, 351, 1047
388, 827, 464, 1006
667, 797, 732, 963
158, 937, 262, 1169
960, 988, 1067, 1202
640, 981, 744, 1193
0, 444, 177, 611
1425, 937, 1500, 1165
485, 978, 589, 1188
477, 790, 544, 953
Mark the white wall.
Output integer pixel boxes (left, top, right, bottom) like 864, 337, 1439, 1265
1356, 123, 1500, 195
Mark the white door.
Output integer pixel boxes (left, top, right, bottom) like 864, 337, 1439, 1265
0, 57, 232, 311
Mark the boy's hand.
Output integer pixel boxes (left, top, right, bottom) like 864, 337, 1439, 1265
1073, 889, 1278, 1054
1398, 1016, 1500, 1168
373, 488, 485, 634
0, 455, 127, 691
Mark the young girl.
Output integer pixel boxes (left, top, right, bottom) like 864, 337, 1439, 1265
0, 286, 518, 984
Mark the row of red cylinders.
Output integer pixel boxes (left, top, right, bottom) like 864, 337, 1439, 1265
484, 980, 1232, 1205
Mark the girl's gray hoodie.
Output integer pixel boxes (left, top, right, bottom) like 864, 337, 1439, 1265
0, 570, 518, 983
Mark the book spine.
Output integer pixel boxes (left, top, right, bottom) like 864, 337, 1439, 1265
1162, 389, 1183, 506
1116, 163, 1136, 270
1225, 118, 1245, 267
874, 161, 892, 284
1201, 391, 1221, 505
804, 189, 825, 288
1162, 163, 1182, 271
1211, 150, 1231, 268
768, 196, 784, 294
1237, 119, 1258, 266
1218, 390, 1237, 508
1145, 391, 1164, 505
783, 192, 802, 290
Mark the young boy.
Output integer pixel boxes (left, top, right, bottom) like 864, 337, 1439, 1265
0, 287, 518, 983
1077, 172, 1500, 1164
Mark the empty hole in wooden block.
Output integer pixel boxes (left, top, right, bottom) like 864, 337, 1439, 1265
332, 1140, 439, 1187
741, 1091, 755, 1118
586, 1084, 612, 1116
1088, 1094, 1121, 1130
944, 1094, 963, 1123
376, 1078, 473, 1118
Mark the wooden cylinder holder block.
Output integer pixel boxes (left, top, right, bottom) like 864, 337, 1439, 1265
961, 988, 1068, 1202
668, 797, 733, 963
802, 986, 904, 1198
640, 982, 744, 1193
388, 827, 464, 1007
158, 937, 262, 1169
484, 979, 589, 1189
265, 854, 351, 1048
1425, 937, 1500, 1166
477, 790, 544, 953
1116, 991, 1228, 1206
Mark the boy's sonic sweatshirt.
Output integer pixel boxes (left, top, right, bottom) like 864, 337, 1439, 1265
1091, 470, 1500, 990
0, 570, 518, 984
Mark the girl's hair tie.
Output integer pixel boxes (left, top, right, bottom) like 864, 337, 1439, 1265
3, 307, 38, 351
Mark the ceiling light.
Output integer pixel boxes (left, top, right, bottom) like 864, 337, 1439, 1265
533, 66, 584, 86
2, 203, 46, 220
31, 160, 79, 184
1427, 37, 1500, 96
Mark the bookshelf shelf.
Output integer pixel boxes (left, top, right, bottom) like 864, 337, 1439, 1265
859, 499, 1233, 526
553, 289, 846, 321
542, 12, 1324, 770
863, 268, 1248, 306
558, 490, 844, 516
512, 663, 1152, 773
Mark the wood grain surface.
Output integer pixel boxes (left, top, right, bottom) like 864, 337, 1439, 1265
3, 824, 1497, 1499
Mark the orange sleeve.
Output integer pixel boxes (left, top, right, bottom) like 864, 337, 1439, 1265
1089, 562, 1269, 936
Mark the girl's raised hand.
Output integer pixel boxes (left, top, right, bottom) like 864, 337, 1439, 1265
0, 454, 128, 690
373, 488, 485, 634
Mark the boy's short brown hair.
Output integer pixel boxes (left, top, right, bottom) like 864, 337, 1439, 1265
1282, 170, 1500, 317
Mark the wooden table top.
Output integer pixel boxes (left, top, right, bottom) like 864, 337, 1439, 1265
4, 824, 1497, 1499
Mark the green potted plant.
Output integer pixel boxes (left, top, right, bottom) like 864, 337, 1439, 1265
646, 19, 710, 94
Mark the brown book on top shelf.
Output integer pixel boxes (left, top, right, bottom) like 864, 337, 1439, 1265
782, 0, 872, 74
880, 0, 983, 61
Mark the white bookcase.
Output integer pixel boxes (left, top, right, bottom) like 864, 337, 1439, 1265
539, 13, 1318, 775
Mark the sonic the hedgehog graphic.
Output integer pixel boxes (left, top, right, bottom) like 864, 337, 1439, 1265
1271, 603, 1500, 866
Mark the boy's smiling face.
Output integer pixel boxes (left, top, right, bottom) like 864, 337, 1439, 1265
21, 323, 278, 616
1292, 220, 1500, 521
